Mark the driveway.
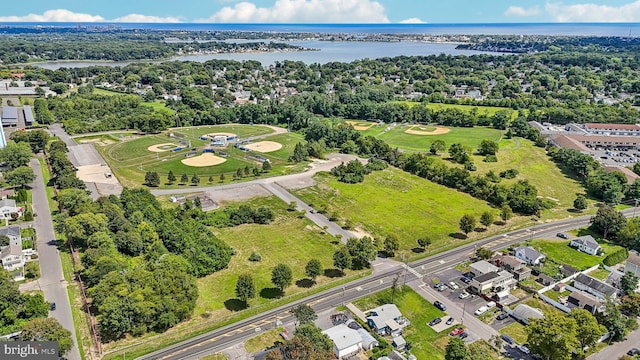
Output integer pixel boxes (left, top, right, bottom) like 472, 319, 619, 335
30, 158, 81, 360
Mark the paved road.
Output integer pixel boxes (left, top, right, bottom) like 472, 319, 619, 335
588, 319, 640, 360
131, 208, 640, 360
30, 158, 81, 360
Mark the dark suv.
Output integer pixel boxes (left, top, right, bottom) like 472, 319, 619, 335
434, 301, 447, 311
428, 318, 442, 326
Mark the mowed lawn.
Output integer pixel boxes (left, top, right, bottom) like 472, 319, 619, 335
354, 286, 450, 359
473, 138, 584, 212
379, 125, 504, 151
292, 168, 497, 257
196, 197, 356, 317
530, 239, 624, 270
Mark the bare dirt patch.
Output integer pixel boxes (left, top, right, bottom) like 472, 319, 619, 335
346, 121, 375, 131
205, 132, 237, 138
79, 138, 115, 146
181, 153, 227, 167
404, 126, 451, 135
244, 141, 283, 153
148, 143, 177, 152
76, 164, 120, 184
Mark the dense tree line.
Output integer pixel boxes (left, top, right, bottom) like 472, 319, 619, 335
0, 268, 50, 334
205, 204, 275, 227
46, 140, 86, 190
52, 188, 233, 341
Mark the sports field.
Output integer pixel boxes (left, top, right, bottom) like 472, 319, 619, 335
95, 125, 298, 188
396, 101, 520, 118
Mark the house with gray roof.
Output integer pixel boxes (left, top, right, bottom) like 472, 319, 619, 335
1, 244, 24, 280
510, 304, 544, 325
567, 291, 601, 315
626, 250, 640, 278
0, 225, 21, 248
366, 304, 408, 336
323, 324, 363, 359
515, 246, 545, 266
0, 199, 21, 219
469, 260, 499, 277
574, 273, 618, 299
570, 235, 602, 256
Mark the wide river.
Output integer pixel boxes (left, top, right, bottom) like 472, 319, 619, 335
34, 40, 504, 70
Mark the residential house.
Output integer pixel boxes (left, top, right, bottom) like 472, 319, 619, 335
470, 270, 516, 294
510, 304, 544, 325
1, 244, 25, 280
570, 236, 602, 256
573, 273, 618, 300
560, 265, 578, 278
0, 198, 21, 220
469, 260, 499, 277
366, 304, 408, 336
323, 324, 363, 359
495, 255, 531, 280
0, 225, 21, 247
625, 250, 640, 278
514, 246, 546, 266
567, 291, 601, 315
537, 274, 554, 286
554, 283, 567, 292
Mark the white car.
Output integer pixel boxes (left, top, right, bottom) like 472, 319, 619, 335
486, 301, 496, 308
474, 306, 489, 316
448, 281, 459, 290
458, 291, 470, 299
517, 345, 530, 354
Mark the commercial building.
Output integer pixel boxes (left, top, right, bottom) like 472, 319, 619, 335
23, 105, 34, 126
1, 106, 18, 126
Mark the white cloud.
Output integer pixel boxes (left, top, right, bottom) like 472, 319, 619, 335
399, 17, 426, 24
0, 9, 105, 22
198, 0, 390, 23
545, 1, 640, 22
112, 14, 182, 23
504, 5, 540, 17
0, 9, 181, 23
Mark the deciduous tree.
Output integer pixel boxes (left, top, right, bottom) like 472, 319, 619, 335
384, 234, 400, 256
568, 309, 606, 354
5, 166, 36, 188
291, 304, 317, 325
305, 259, 322, 283
591, 205, 627, 239
271, 264, 292, 293
167, 170, 176, 184
19, 318, 73, 355
621, 271, 639, 295
459, 214, 476, 236
417, 237, 431, 250
235, 273, 256, 304
332, 247, 351, 274
445, 337, 468, 360
527, 313, 579, 360
573, 195, 588, 211
480, 211, 495, 229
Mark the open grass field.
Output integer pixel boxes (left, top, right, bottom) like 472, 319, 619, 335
530, 239, 624, 270
353, 286, 450, 360
141, 101, 177, 116
292, 168, 512, 259
195, 196, 361, 317
500, 322, 528, 344
395, 101, 520, 118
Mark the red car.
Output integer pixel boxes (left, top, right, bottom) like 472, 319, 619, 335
450, 328, 464, 336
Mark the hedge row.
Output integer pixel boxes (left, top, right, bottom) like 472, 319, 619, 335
603, 248, 629, 266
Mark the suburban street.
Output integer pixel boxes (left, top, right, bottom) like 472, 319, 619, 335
588, 319, 640, 360
29, 158, 82, 360
133, 207, 640, 360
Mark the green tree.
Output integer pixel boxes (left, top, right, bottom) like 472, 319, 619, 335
262, 160, 272, 172
478, 139, 499, 156
500, 204, 513, 222
621, 293, 640, 317
475, 247, 494, 260
417, 236, 431, 250
243, 166, 250, 176
208, 175, 213, 183
346, 237, 377, 269
430, 139, 446, 155
19, 318, 73, 355
590, 205, 627, 239
236, 168, 243, 178
332, 247, 352, 274
480, 211, 495, 229
291, 304, 317, 325
235, 273, 256, 304
271, 264, 292, 293
144, 171, 160, 187
384, 234, 400, 256
220, 173, 226, 182
568, 309, 606, 354
573, 195, 588, 211
621, 271, 639, 295
527, 313, 579, 360
180, 173, 188, 184
294, 323, 332, 354
445, 337, 468, 360
191, 173, 200, 186
459, 214, 476, 236
0, 235, 9, 247
305, 259, 323, 283
599, 297, 631, 342
167, 170, 176, 184
56, 188, 94, 216
5, 166, 36, 188
0, 142, 32, 169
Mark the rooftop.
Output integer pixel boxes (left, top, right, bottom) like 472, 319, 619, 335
322, 324, 362, 351
574, 273, 617, 296
585, 123, 640, 131
627, 250, 640, 267
367, 304, 402, 329
1, 106, 17, 120
571, 235, 601, 250
470, 260, 499, 275
568, 290, 601, 308
475, 272, 500, 283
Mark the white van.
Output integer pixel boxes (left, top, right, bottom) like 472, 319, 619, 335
474, 306, 489, 316
486, 301, 496, 309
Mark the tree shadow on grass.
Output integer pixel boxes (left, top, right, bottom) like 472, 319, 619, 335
296, 279, 314, 288
324, 268, 344, 278
224, 299, 248, 312
260, 287, 282, 299
330, 240, 341, 245
449, 232, 467, 240
475, 227, 487, 233
411, 247, 425, 253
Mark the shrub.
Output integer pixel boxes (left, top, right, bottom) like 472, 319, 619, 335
248, 252, 262, 262
500, 169, 519, 179
483, 155, 498, 163
603, 248, 629, 266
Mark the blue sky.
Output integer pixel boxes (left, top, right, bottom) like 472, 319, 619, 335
1, 0, 639, 23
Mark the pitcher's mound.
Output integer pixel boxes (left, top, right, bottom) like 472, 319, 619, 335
405, 126, 451, 135
181, 153, 227, 167
148, 143, 177, 152
245, 141, 283, 153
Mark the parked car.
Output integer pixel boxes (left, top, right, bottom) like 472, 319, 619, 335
458, 332, 468, 339
486, 301, 496, 308
450, 328, 464, 336
458, 291, 470, 299
474, 306, 489, 316
448, 281, 459, 290
627, 348, 639, 356
556, 232, 569, 239
434, 301, 447, 311
501, 334, 515, 345
428, 318, 442, 326
460, 276, 471, 284
437, 283, 447, 292
445, 317, 454, 325
496, 312, 509, 320
50, 302, 56, 311
517, 345, 530, 354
